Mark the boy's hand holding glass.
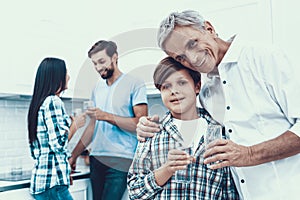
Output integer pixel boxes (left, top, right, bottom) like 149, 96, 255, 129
166, 148, 194, 173
174, 142, 195, 183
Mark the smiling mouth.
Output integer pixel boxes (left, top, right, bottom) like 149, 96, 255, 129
194, 50, 208, 68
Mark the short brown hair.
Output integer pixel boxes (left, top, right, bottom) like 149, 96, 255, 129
153, 56, 201, 90
88, 40, 118, 58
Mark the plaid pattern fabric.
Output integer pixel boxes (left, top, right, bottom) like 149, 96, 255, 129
30, 95, 72, 194
128, 108, 240, 200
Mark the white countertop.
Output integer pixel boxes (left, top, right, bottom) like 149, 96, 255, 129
0, 162, 90, 192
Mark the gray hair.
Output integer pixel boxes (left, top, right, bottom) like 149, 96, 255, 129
157, 10, 206, 49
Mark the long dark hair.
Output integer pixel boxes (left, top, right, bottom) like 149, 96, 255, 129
27, 57, 67, 144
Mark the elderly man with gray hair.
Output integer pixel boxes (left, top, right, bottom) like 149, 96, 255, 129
136, 10, 300, 199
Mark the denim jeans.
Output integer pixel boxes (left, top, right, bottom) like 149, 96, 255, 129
90, 156, 132, 200
33, 185, 73, 200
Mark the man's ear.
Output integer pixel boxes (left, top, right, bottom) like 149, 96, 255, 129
204, 21, 218, 38
112, 53, 118, 64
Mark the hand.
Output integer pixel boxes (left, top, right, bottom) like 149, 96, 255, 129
136, 115, 161, 142
71, 113, 86, 129
164, 149, 195, 174
86, 107, 106, 120
203, 139, 252, 169
68, 156, 77, 171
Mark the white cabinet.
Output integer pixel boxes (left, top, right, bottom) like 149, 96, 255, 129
70, 178, 92, 200
0, 187, 33, 200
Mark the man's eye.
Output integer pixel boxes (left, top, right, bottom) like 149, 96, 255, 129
188, 39, 197, 49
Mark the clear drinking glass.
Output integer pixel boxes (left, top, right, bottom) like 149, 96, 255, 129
205, 123, 222, 166
174, 142, 194, 183
83, 100, 94, 110
74, 108, 82, 116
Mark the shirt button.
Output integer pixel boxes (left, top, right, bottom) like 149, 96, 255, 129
226, 106, 230, 110
241, 179, 245, 183
223, 80, 226, 84
228, 129, 232, 133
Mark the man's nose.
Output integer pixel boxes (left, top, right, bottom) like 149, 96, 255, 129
96, 65, 106, 72
186, 51, 198, 64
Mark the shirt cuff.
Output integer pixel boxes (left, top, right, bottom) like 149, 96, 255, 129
146, 171, 162, 191
289, 119, 300, 137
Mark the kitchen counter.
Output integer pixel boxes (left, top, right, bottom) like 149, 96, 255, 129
0, 164, 90, 193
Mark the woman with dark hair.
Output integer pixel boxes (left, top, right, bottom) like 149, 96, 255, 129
27, 57, 86, 200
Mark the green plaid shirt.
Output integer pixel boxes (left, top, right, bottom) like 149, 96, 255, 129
30, 95, 71, 194
128, 108, 240, 200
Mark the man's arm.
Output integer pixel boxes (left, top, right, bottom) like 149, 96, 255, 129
87, 104, 148, 133
203, 130, 300, 169
69, 118, 95, 169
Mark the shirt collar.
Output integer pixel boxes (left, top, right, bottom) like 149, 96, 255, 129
219, 34, 243, 64
207, 34, 242, 78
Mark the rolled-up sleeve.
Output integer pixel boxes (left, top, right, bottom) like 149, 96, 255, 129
289, 119, 300, 137
127, 141, 162, 199
263, 46, 300, 137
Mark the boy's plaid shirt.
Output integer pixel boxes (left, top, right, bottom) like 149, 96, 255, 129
128, 108, 240, 200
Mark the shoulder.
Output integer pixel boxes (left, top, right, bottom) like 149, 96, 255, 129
122, 73, 145, 86
239, 41, 282, 60
198, 107, 213, 123
42, 95, 63, 110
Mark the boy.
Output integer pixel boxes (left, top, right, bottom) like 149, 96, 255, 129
127, 57, 239, 199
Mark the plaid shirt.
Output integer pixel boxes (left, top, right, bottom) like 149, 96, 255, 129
128, 108, 240, 200
30, 95, 72, 194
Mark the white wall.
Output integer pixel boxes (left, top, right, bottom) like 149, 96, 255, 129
0, 0, 276, 98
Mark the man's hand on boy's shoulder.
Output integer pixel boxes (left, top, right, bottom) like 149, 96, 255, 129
136, 115, 161, 142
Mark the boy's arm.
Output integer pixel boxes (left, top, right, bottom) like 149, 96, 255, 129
127, 140, 163, 199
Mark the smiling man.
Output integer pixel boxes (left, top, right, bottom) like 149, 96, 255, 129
137, 10, 300, 199
70, 40, 148, 200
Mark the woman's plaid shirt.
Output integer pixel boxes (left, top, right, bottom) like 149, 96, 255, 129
128, 108, 240, 200
29, 95, 72, 194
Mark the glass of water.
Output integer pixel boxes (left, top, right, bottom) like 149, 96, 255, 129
83, 100, 94, 110
205, 123, 222, 166
174, 143, 194, 183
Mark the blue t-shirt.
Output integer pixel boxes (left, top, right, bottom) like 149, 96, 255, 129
90, 73, 148, 159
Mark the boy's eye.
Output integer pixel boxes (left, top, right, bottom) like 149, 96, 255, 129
161, 83, 171, 90
178, 80, 187, 86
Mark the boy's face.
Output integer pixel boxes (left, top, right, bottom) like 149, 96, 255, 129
160, 69, 200, 120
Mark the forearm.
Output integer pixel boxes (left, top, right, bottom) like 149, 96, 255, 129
72, 120, 95, 159
248, 130, 300, 165
102, 112, 139, 133
153, 164, 174, 186
68, 122, 77, 140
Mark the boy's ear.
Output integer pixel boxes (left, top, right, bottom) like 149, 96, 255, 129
195, 81, 201, 94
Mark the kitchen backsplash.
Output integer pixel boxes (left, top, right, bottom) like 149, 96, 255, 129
0, 95, 166, 174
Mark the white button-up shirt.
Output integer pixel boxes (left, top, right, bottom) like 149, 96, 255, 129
200, 36, 300, 200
